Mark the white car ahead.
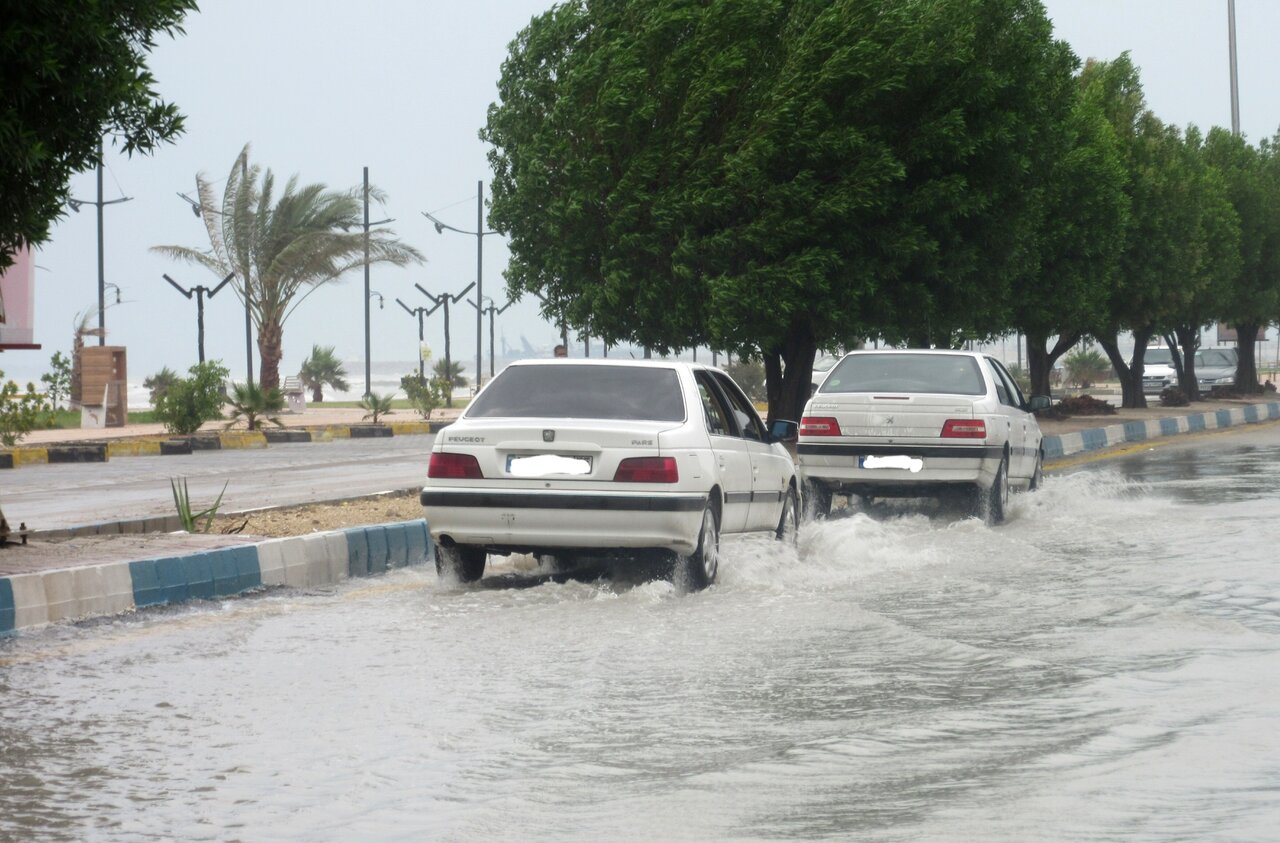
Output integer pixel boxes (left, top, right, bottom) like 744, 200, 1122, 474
797, 350, 1049, 524
421, 359, 800, 589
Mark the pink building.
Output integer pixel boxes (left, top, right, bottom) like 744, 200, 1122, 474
0, 245, 40, 350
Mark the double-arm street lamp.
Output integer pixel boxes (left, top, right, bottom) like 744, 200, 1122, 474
422, 181, 498, 390
163, 272, 234, 363
69, 140, 132, 346
414, 281, 475, 406
177, 191, 254, 385
469, 296, 513, 378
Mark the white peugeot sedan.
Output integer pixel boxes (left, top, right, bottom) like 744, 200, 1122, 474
421, 359, 800, 589
797, 350, 1049, 524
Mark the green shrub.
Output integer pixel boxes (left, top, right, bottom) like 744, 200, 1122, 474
154, 361, 230, 435
401, 373, 450, 419
0, 373, 51, 447
40, 351, 72, 410
1063, 347, 1111, 388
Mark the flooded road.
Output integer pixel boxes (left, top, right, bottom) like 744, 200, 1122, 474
3, 433, 1279, 841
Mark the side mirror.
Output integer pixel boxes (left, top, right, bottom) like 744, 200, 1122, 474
1028, 395, 1052, 412
769, 419, 799, 443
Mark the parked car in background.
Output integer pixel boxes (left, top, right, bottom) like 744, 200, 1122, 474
798, 350, 1049, 525
1142, 347, 1178, 395
811, 353, 841, 395
421, 360, 800, 590
1196, 347, 1239, 391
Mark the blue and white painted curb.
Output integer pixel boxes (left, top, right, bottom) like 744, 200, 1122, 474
1043, 401, 1280, 460
0, 520, 433, 635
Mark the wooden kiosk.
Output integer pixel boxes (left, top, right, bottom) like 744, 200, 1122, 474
75, 346, 128, 428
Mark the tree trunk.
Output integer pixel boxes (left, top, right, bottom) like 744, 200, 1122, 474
311, 384, 323, 403
764, 322, 818, 426
1098, 328, 1151, 409
1235, 322, 1261, 392
257, 318, 283, 393
1172, 324, 1201, 401
1025, 330, 1080, 398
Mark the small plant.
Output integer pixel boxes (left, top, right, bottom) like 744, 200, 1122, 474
360, 391, 396, 423
154, 360, 231, 435
400, 373, 450, 419
143, 366, 179, 404
298, 344, 349, 402
1, 373, 51, 447
226, 382, 286, 430
40, 351, 73, 410
1063, 347, 1112, 389
170, 477, 227, 533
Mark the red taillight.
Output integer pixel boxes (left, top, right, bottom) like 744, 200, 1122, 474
800, 416, 842, 436
940, 419, 986, 438
428, 452, 483, 479
613, 456, 679, 483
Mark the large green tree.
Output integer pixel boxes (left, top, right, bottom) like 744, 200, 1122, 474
1016, 66, 1129, 397
0, 0, 195, 271
1203, 128, 1280, 391
153, 145, 423, 391
484, 0, 1079, 423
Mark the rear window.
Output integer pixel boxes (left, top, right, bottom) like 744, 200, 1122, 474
466, 364, 686, 421
1146, 348, 1173, 364
821, 353, 986, 396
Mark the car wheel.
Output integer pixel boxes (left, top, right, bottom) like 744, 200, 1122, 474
775, 486, 799, 545
674, 504, 719, 592
980, 455, 1010, 525
802, 480, 833, 521
435, 544, 486, 582
1029, 449, 1044, 491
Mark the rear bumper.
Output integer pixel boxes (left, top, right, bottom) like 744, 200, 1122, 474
421, 488, 707, 554
797, 442, 1001, 494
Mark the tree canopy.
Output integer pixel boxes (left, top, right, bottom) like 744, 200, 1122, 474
0, 0, 196, 271
485, 0, 1081, 422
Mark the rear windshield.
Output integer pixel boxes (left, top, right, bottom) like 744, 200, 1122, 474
1145, 348, 1173, 364
821, 353, 986, 396
466, 365, 686, 421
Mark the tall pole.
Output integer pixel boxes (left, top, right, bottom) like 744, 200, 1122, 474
490, 306, 497, 377
96, 145, 105, 346
364, 166, 372, 398
417, 310, 426, 379
476, 181, 484, 392
196, 287, 207, 363
1228, 0, 1240, 136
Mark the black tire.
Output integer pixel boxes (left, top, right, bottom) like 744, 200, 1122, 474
435, 544, 486, 582
1029, 449, 1044, 491
775, 486, 799, 545
984, 455, 1010, 525
803, 480, 833, 521
674, 504, 720, 592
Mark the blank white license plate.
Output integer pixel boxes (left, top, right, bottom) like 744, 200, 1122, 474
507, 454, 592, 477
858, 455, 924, 473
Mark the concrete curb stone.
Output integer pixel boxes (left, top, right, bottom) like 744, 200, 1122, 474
0, 519, 434, 635
1043, 400, 1280, 460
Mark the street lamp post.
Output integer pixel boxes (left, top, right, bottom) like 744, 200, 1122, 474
415, 281, 475, 406
469, 297, 513, 378
69, 139, 131, 346
163, 272, 234, 362
422, 181, 498, 391
361, 166, 394, 398
396, 298, 434, 379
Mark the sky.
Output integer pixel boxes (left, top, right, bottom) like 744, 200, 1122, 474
5, 0, 1278, 389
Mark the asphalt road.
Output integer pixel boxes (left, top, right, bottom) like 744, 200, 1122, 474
1, 435, 437, 530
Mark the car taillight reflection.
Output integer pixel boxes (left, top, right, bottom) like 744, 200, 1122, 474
799, 416, 842, 436
613, 456, 678, 483
940, 419, 986, 438
428, 452, 483, 479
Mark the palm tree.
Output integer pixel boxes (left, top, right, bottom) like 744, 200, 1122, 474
359, 391, 395, 424
299, 344, 349, 402
226, 382, 285, 431
432, 358, 467, 405
152, 144, 423, 392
